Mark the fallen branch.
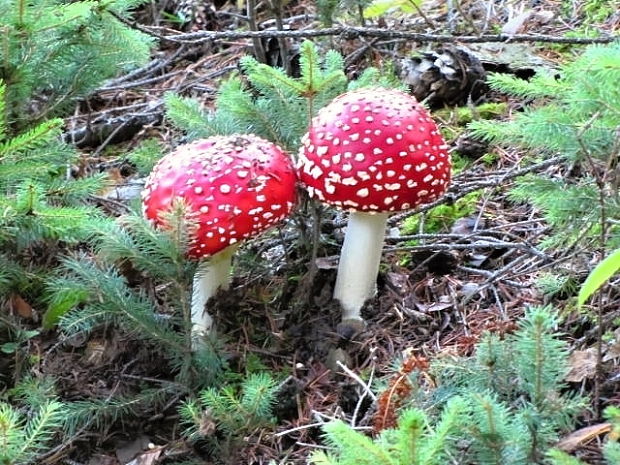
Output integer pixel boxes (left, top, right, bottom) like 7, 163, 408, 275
158, 26, 618, 45
386, 240, 550, 260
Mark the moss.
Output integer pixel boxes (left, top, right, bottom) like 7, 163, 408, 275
450, 152, 473, 173
480, 151, 500, 166
435, 102, 508, 127
400, 191, 481, 236
562, 0, 615, 23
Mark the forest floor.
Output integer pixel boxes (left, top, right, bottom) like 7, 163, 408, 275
9, 0, 620, 464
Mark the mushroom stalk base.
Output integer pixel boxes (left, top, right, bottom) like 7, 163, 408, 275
333, 211, 389, 323
191, 245, 239, 342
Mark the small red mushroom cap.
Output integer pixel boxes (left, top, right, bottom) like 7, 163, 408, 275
142, 135, 297, 259
297, 87, 451, 212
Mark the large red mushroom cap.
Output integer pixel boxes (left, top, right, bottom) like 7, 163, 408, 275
297, 87, 451, 212
142, 135, 297, 259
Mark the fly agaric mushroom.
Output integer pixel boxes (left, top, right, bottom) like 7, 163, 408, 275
142, 135, 297, 340
297, 87, 451, 329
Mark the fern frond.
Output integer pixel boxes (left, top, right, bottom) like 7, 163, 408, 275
465, 392, 528, 465
57, 255, 186, 358
240, 373, 278, 420
163, 91, 203, 128
512, 307, 569, 407
126, 138, 164, 175
391, 408, 425, 464
17, 400, 64, 462
0, 80, 6, 139
0, 119, 63, 158
0, 402, 23, 459
320, 420, 396, 465
486, 71, 564, 99
546, 449, 585, 465
309, 450, 341, 465
418, 396, 464, 465
64, 388, 176, 436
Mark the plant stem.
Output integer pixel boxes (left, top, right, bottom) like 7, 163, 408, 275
334, 211, 388, 322
191, 244, 239, 342
577, 111, 609, 418
268, 0, 290, 74
18, 0, 25, 26
247, 0, 267, 64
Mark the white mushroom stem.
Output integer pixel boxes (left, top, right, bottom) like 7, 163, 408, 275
191, 244, 239, 340
333, 211, 389, 323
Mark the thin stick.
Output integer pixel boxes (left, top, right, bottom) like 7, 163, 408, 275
162, 27, 617, 45
336, 360, 377, 402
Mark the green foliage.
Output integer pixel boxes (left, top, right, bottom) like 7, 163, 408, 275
578, 247, 620, 306
363, 0, 422, 19
508, 175, 605, 249
37, 207, 228, 440
165, 40, 400, 155
125, 138, 164, 176
536, 272, 578, 299
0, 399, 65, 465
314, 308, 588, 465
180, 372, 278, 454
435, 307, 587, 464
0, 82, 107, 300
315, 0, 373, 26
0, 0, 153, 126
63, 387, 178, 436
51, 208, 224, 388
310, 397, 464, 465
469, 42, 620, 249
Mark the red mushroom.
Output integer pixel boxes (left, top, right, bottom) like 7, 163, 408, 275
142, 135, 297, 340
297, 87, 451, 328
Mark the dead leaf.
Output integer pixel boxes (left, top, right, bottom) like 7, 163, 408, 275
10, 294, 34, 319
87, 454, 119, 465
533, 10, 555, 24
565, 348, 598, 382
83, 335, 122, 367
415, 301, 453, 313
315, 256, 338, 270
386, 272, 409, 294
556, 423, 612, 452
603, 340, 620, 362
450, 216, 479, 235
502, 10, 534, 35
126, 448, 162, 465
116, 436, 152, 464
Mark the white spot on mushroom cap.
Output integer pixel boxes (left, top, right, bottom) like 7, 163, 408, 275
316, 146, 329, 156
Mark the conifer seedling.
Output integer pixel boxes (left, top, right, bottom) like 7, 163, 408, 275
142, 135, 297, 342
297, 87, 451, 330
